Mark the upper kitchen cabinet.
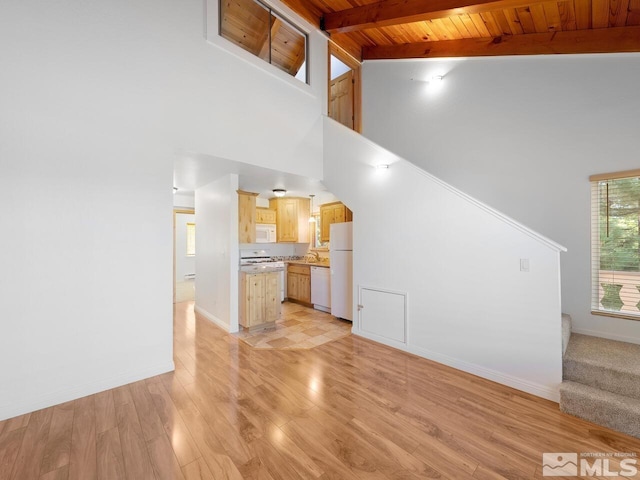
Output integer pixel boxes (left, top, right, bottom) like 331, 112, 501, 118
320, 202, 352, 243
238, 190, 259, 243
256, 207, 276, 224
269, 197, 310, 243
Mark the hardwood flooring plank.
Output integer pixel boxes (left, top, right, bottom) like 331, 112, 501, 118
167, 384, 244, 480
280, 419, 361, 480
147, 433, 185, 480
96, 427, 125, 480
0, 427, 26, 480
146, 381, 201, 467
115, 401, 155, 480
10, 407, 54, 480
94, 390, 116, 434
261, 422, 323, 479
39, 465, 69, 480
112, 385, 133, 407
129, 380, 164, 442
347, 416, 443, 478
181, 383, 255, 465
40, 401, 74, 475
4, 413, 31, 433
68, 395, 97, 480
182, 457, 216, 480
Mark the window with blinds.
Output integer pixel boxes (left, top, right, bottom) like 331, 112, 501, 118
186, 223, 196, 257
591, 170, 640, 319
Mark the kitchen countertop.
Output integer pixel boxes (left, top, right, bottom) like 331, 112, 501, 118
287, 260, 330, 268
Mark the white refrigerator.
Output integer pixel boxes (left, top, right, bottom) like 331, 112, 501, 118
330, 222, 353, 321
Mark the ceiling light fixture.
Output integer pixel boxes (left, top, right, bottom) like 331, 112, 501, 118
430, 75, 443, 83
309, 194, 316, 223
376, 164, 390, 170
272, 189, 286, 197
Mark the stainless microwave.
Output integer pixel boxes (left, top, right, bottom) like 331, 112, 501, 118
256, 224, 276, 243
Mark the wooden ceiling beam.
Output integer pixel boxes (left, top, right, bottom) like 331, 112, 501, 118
361, 26, 640, 59
323, 0, 550, 33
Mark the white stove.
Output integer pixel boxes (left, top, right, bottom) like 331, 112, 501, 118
239, 250, 285, 301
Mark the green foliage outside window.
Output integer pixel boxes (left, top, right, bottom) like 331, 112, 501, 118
599, 177, 640, 272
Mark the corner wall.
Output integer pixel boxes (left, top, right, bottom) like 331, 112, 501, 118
195, 175, 240, 332
323, 118, 565, 401
361, 53, 640, 344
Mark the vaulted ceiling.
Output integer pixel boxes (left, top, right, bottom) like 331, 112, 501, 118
283, 0, 640, 60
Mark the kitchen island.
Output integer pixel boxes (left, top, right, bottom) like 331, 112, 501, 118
239, 268, 281, 331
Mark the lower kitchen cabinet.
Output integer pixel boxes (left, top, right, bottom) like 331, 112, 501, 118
239, 271, 281, 330
287, 264, 311, 306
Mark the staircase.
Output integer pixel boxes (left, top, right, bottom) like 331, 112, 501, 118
560, 318, 640, 438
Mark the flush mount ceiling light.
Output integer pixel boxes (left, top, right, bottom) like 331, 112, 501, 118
272, 189, 286, 197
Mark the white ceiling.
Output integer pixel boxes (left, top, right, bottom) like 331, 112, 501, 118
173, 152, 338, 204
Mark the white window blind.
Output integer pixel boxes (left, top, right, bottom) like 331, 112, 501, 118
186, 223, 196, 257
591, 170, 640, 319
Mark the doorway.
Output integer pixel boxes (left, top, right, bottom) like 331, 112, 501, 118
173, 208, 195, 303
328, 43, 362, 132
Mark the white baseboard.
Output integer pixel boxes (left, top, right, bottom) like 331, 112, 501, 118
0, 361, 175, 422
351, 328, 560, 403
571, 327, 640, 345
194, 304, 233, 332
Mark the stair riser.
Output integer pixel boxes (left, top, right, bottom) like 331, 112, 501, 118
564, 359, 640, 401
560, 387, 640, 439
562, 315, 571, 356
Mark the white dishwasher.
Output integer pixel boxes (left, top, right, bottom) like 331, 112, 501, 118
310, 266, 331, 313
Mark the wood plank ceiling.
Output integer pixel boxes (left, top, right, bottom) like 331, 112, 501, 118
281, 0, 640, 59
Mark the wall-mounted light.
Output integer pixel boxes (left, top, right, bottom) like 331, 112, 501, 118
272, 189, 286, 197
375, 164, 390, 170
173, 187, 178, 194
430, 75, 443, 83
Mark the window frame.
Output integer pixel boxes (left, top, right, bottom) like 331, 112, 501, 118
186, 222, 196, 257
218, 0, 309, 85
590, 168, 640, 321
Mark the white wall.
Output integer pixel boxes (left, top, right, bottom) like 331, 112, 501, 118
0, 0, 327, 419
240, 243, 309, 257
174, 193, 195, 209
323, 117, 565, 400
175, 213, 196, 281
195, 175, 240, 332
361, 54, 640, 344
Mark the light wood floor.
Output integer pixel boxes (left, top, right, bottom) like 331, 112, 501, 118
234, 302, 351, 350
2, 302, 640, 480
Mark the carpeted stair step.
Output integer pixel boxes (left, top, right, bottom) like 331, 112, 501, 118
562, 314, 571, 356
560, 381, 640, 438
563, 333, 640, 400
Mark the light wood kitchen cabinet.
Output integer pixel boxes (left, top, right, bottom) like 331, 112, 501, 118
239, 271, 281, 330
256, 207, 276, 224
320, 201, 352, 243
238, 190, 258, 243
269, 197, 310, 243
287, 264, 311, 305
